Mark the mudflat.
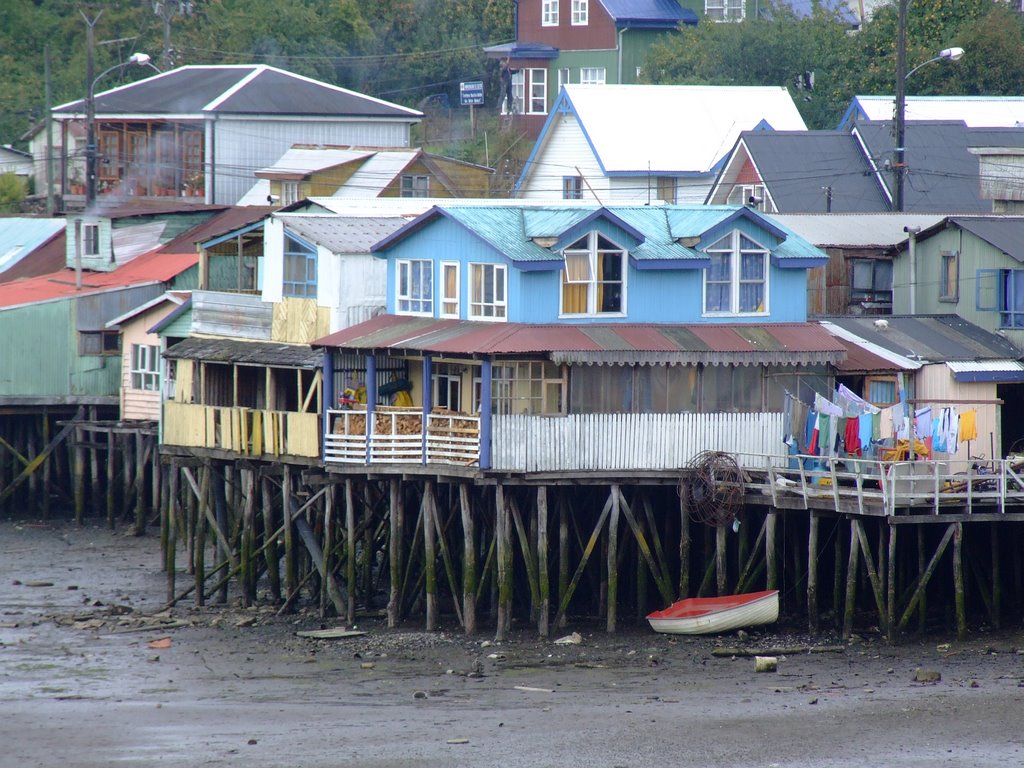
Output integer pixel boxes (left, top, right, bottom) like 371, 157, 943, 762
2, 518, 1023, 768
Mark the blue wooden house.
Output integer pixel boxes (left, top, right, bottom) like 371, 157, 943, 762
315, 203, 845, 471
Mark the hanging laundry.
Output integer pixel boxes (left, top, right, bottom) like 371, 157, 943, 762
859, 413, 874, 452
871, 411, 881, 441
791, 399, 809, 452
914, 406, 933, 439
845, 417, 862, 456
783, 393, 793, 444
836, 384, 882, 416
959, 408, 978, 443
805, 408, 818, 453
814, 392, 844, 417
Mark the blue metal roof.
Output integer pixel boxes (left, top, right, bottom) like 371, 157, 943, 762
599, 0, 698, 26
0, 218, 65, 275
373, 204, 828, 269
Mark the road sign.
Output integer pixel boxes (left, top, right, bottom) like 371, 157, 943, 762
460, 81, 484, 106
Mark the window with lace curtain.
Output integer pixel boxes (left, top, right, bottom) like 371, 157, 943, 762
703, 231, 768, 315
440, 262, 459, 318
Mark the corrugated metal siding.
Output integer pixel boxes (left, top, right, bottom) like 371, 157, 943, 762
491, 412, 784, 471
77, 285, 164, 331
191, 289, 271, 339
0, 300, 72, 396
212, 119, 411, 205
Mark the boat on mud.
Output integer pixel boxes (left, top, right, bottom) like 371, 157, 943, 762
646, 589, 779, 635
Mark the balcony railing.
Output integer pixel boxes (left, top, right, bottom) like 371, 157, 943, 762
325, 406, 480, 465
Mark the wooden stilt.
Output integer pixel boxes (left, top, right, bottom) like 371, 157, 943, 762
510, 494, 541, 620
842, 518, 860, 640
41, 414, 51, 520
536, 486, 550, 638
460, 484, 477, 634
552, 494, 613, 630
715, 523, 727, 596
282, 466, 297, 602
212, 463, 229, 604
241, 468, 257, 608
88, 431, 101, 519
429, 484, 464, 629
953, 522, 966, 641
886, 522, 898, 643
166, 463, 179, 603
678, 490, 691, 598
362, 483, 374, 609
557, 493, 569, 629
765, 510, 778, 591
388, 478, 403, 628
262, 473, 282, 603
345, 478, 357, 624
639, 492, 673, 601
917, 524, 927, 632
194, 465, 210, 607
73, 425, 85, 525
853, 520, 888, 636
495, 483, 512, 641
121, 434, 132, 524
898, 523, 955, 632
808, 511, 819, 635
104, 430, 116, 527
735, 515, 767, 595
607, 485, 620, 633
833, 520, 844, 629
991, 523, 1001, 630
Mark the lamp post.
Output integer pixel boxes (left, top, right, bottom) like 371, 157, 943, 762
893, 0, 964, 211
85, 52, 155, 208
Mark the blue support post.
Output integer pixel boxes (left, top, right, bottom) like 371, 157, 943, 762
421, 356, 432, 465
480, 358, 492, 469
366, 354, 377, 465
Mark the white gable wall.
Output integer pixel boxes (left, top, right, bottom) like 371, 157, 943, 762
516, 115, 610, 201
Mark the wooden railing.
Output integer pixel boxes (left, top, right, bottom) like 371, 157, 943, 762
163, 401, 320, 458
324, 407, 481, 466
747, 453, 1024, 516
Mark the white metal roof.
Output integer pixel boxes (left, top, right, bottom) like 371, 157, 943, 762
562, 84, 807, 174
946, 360, 1024, 373
852, 96, 1024, 127
332, 151, 418, 198
255, 147, 376, 176
771, 213, 945, 247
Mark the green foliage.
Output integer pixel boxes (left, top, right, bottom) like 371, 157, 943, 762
0, 173, 26, 212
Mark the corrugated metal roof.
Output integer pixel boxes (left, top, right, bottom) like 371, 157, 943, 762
943, 216, 1024, 263
0, 248, 197, 310
375, 204, 826, 266
0, 218, 65, 275
163, 337, 322, 368
845, 96, 1024, 128
54, 65, 421, 120
822, 315, 1022, 364
772, 213, 944, 248
598, 0, 697, 25
256, 147, 375, 178
557, 84, 807, 175
314, 314, 846, 366
282, 215, 410, 254
333, 152, 418, 197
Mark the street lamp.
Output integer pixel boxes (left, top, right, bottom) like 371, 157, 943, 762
85, 52, 156, 208
893, 2, 965, 211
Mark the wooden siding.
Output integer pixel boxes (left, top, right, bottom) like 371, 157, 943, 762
807, 246, 892, 316
163, 400, 320, 457
518, 115, 609, 200
191, 290, 272, 339
916, 363, 1000, 463
118, 302, 179, 421
517, 0, 617, 48
272, 297, 330, 343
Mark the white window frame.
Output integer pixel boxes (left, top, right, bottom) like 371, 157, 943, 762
281, 181, 299, 206
82, 222, 100, 257
560, 231, 627, 317
130, 343, 161, 391
580, 67, 605, 85
572, 0, 589, 25
527, 68, 547, 114
396, 259, 434, 316
433, 363, 462, 412
558, 68, 571, 91
702, 230, 769, 316
705, 0, 744, 22
469, 263, 507, 321
542, 0, 559, 26
727, 183, 768, 211
440, 261, 460, 318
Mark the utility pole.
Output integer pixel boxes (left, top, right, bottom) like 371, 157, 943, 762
893, 0, 908, 212
81, 9, 102, 209
44, 44, 54, 215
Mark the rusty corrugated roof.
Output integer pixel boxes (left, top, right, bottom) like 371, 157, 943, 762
314, 314, 846, 366
164, 337, 322, 367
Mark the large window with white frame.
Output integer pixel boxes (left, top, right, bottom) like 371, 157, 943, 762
572, 0, 589, 24
580, 67, 605, 85
542, 0, 559, 25
703, 231, 769, 315
491, 361, 565, 415
130, 344, 161, 391
705, 0, 744, 21
561, 232, 626, 316
558, 68, 571, 91
469, 263, 507, 320
512, 69, 548, 115
440, 262, 460, 318
397, 259, 433, 315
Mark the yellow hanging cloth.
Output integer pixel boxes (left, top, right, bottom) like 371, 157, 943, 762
958, 408, 978, 442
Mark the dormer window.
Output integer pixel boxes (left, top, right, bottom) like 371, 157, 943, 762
542, 0, 559, 26
703, 231, 768, 315
572, 0, 589, 25
561, 232, 625, 316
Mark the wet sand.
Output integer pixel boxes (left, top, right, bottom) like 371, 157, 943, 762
2, 518, 1023, 767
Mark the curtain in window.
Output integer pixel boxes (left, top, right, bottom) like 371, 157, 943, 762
706, 253, 730, 311
739, 253, 764, 312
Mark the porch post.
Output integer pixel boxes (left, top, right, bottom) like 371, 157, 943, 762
421, 355, 433, 465
479, 358, 492, 469
365, 353, 377, 465
321, 349, 333, 461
